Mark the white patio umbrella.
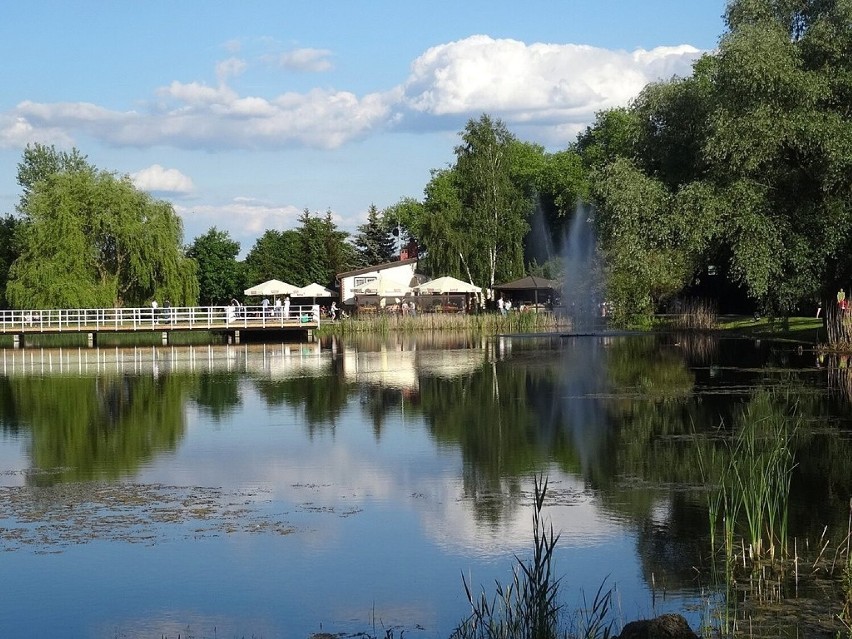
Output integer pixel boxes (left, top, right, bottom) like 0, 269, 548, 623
243, 279, 298, 297
413, 276, 481, 294
352, 277, 412, 297
292, 282, 336, 299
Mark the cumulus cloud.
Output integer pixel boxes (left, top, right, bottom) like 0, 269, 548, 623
2, 82, 393, 151
271, 47, 334, 72
130, 164, 195, 194
397, 35, 702, 145
0, 113, 73, 148
0, 35, 704, 152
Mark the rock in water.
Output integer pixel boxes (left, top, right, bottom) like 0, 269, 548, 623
615, 613, 700, 639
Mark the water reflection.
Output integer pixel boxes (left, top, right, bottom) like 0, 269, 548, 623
0, 334, 851, 637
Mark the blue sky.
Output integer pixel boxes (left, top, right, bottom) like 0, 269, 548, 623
0, 1, 727, 255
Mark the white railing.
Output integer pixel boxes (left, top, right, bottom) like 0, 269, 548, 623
0, 304, 321, 333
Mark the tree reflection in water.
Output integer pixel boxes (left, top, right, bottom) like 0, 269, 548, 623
3, 334, 852, 623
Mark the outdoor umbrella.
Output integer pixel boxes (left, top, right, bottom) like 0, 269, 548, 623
243, 279, 298, 297
292, 282, 337, 300
352, 277, 412, 297
413, 276, 481, 294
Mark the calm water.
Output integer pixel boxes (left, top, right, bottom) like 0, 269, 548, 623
0, 332, 849, 638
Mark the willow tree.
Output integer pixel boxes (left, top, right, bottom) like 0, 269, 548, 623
588, 0, 852, 327
6, 166, 198, 308
703, 0, 852, 314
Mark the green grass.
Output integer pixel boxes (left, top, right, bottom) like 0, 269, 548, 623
713, 315, 824, 342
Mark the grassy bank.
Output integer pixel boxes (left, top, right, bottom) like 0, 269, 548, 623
657, 310, 824, 343
715, 315, 824, 342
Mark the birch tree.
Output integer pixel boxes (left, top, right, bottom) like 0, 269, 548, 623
453, 115, 528, 289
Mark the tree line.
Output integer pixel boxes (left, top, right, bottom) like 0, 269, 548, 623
0, 0, 849, 330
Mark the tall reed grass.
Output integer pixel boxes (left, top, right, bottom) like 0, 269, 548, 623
451, 475, 614, 639
698, 392, 797, 568
670, 298, 718, 330
319, 312, 570, 336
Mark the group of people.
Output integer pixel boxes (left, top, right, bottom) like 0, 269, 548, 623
496, 296, 513, 316
258, 296, 291, 318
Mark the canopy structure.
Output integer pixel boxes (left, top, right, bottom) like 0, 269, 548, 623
493, 276, 560, 305
244, 279, 298, 297
292, 282, 336, 299
352, 276, 412, 297
413, 276, 481, 295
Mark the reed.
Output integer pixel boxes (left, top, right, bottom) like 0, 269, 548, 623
670, 297, 718, 330
702, 392, 797, 568
840, 498, 852, 627
450, 475, 614, 639
319, 311, 569, 336
452, 474, 563, 639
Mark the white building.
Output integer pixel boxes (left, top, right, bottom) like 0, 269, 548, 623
336, 257, 418, 307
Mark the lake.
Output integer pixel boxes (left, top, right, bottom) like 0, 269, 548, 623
0, 332, 849, 638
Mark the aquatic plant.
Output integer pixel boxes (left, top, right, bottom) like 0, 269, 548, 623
318, 311, 569, 336
670, 297, 718, 330
452, 474, 561, 639
699, 391, 797, 567
451, 474, 615, 639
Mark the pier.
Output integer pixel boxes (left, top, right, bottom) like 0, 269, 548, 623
0, 304, 321, 348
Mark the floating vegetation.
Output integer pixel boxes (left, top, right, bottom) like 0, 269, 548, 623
0, 481, 298, 551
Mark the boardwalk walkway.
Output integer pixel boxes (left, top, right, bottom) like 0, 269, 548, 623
0, 304, 321, 347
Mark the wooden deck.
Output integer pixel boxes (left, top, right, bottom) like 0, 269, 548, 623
0, 304, 321, 347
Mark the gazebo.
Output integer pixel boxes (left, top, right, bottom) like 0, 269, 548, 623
493, 276, 559, 308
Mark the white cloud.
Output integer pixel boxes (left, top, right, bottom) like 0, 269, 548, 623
0, 113, 73, 148
272, 47, 334, 72
397, 35, 703, 145
2, 82, 393, 151
130, 164, 195, 194
0, 36, 704, 153
215, 57, 248, 83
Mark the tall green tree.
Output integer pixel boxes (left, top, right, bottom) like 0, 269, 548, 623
7, 165, 198, 308
454, 114, 529, 289
353, 204, 396, 266
0, 215, 21, 308
705, 0, 852, 313
382, 197, 425, 248
243, 229, 303, 287
587, 0, 852, 327
187, 227, 243, 304
295, 209, 355, 287
415, 116, 531, 287
419, 168, 470, 279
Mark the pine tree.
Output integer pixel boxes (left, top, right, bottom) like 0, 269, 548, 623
353, 204, 397, 266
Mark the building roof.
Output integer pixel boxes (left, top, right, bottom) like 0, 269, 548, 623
336, 257, 417, 280
493, 275, 560, 291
